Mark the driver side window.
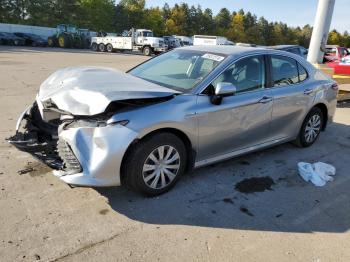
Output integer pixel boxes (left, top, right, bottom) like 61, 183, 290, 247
212, 55, 265, 94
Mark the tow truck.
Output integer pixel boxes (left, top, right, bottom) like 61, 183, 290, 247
91, 28, 166, 56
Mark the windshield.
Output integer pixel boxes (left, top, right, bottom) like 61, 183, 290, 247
129, 49, 226, 92
143, 31, 153, 37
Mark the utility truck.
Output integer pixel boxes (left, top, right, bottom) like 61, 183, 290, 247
91, 29, 166, 56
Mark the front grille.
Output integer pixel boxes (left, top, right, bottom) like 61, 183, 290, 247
57, 139, 82, 174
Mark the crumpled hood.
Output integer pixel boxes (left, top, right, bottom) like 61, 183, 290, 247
38, 66, 179, 115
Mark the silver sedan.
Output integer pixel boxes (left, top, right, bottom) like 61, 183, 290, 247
10, 46, 338, 195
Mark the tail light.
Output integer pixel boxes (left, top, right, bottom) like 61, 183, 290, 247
331, 83, 339, 91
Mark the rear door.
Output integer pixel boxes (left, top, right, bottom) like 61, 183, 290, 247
267, 55, 315, 140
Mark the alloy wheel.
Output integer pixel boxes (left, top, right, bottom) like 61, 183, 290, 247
304, 114, 321, 143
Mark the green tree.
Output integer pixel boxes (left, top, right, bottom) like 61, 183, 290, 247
215, 7, 231, 35
78, 0, 115, 31
116, 0, 145, 29
229, 12, 246, 42
143, 7, 164, 36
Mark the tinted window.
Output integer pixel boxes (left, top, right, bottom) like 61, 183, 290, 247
287, 48, 301, 55
340, 48, 349, 57
212, 56, 265, 94
271, 55, 299, 86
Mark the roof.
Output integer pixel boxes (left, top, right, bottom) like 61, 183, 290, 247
269, 45, 301, 50
179, 45, 267, 55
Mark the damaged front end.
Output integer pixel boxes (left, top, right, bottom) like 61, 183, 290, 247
8, 94, 175, 186
8, 101, 81, 174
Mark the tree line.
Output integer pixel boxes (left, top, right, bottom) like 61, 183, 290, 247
0, 0, 349, 47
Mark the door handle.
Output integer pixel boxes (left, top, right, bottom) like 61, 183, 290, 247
258, 96, 273, 103
303, 88, 313, 95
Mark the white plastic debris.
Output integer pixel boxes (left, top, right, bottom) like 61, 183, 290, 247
297, 162, 336, 187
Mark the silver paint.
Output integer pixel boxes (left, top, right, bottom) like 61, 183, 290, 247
18, 46, 338, 187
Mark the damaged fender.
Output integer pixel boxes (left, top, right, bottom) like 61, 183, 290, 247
55, 125, 138, 186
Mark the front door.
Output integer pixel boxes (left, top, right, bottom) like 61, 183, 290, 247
196, 55, 273, 161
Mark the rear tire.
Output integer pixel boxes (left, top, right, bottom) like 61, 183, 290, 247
58, 34, 71, 48
106, 43, 113, 52
123, 133, 187, 196
294, 107, 323, 147
98, 43, 106, 52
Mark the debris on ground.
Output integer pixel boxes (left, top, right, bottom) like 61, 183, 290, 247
235, 176, 275, 194
17, 167, 34, 175
239, 206, 254, 217
99, 209, 109, 215
297, 162, 336, 187
17, 162, 52, 176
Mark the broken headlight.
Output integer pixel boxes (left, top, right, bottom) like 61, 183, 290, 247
63, 119, 129, 129
64, 119, 107, 129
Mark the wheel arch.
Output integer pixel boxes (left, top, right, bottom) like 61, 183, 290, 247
120, 127, 196, 184
313, 103, 328, 130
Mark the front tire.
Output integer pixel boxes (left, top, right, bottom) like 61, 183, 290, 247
143, 46, 152, 56
294, 107, 323, 147
123, 133, 187, 196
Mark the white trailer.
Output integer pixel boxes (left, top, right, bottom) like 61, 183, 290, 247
91, 29, 166, 56
193, 35, 231, 46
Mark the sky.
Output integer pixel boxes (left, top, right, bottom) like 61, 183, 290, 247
146, 0, 349, 33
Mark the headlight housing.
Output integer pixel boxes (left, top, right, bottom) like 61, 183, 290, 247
63, 119, 129, 129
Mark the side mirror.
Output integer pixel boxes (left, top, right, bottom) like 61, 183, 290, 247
211, 82, 236, 105
215, 82, 237, 96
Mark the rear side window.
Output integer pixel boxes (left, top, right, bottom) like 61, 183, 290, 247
271, 55, 308, 87
271, 56, 299, 86
298, 63, 308, 82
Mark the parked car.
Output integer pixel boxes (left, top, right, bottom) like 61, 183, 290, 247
324, 45, 350, 62
163, 36, 181, 50
174, 35, 193, 46
14, 32, 48, 47
0, 32, 25, 46
269, 45, 308, 58
10, 46, 338, 195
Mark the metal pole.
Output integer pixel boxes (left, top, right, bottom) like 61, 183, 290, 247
307, 0, 336, 64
